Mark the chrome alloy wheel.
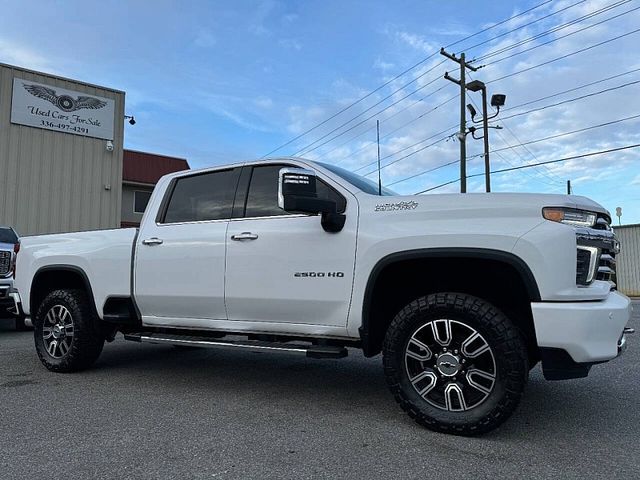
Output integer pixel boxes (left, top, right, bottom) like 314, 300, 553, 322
42, 305, 74, 359
405, 319, 496, 412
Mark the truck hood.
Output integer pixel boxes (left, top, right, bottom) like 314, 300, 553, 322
362, 192, 609, 219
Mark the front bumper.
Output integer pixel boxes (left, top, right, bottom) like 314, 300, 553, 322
4, 288, 29, 325
532, 290, 632, 369
0, 284, 15, 315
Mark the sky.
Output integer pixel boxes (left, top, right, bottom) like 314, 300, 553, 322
1, 0, 639, 223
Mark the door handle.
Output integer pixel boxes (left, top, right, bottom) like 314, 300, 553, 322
231, 232, 259, 241
142, 237, 164, 246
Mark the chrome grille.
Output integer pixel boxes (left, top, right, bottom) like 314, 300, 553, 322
575, 214, 617, 287
0, 250, 11, 276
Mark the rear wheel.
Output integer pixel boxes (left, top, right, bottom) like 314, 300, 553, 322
383, 292, 528, 436
34, 289, 105, 372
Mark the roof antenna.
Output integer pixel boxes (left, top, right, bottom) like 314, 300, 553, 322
376, 119, 382, 196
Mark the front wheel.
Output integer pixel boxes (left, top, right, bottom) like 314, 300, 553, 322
383, 292, 528, 436
34, 289, 105, 373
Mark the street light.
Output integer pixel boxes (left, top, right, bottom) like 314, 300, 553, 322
465, 79, 506, 193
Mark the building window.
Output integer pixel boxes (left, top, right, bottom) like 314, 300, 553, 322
134, 191, 152, 214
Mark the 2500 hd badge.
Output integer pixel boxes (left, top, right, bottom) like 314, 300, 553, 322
294, 271, 345, 278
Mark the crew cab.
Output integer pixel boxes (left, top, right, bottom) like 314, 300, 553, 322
10, 158, 633, 435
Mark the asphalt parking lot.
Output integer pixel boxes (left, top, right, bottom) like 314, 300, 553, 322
0, 301, 638, 480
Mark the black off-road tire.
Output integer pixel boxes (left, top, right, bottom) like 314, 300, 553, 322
34, 289, 105, 373
383, 292, 528, 436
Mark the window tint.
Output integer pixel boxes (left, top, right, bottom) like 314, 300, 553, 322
134, 191, 152, 214
244, 165, 346, 218
0, 227, 18, 244
245, 166, 285, 218
316, 161, 397, 196
163, 169, 239, 223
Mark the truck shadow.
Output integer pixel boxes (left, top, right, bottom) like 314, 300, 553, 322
96, 338, 631, 442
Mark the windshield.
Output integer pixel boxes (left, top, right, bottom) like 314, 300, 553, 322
0, 227, 18, 244
316, 162, 397, 196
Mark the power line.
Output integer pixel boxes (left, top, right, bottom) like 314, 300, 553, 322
317, 84, 452, 162
466, 94, 564, 187
487, 27, 640, 85
314, 26, 640, 166
415, 144, 640, 194
346, 65, 640, 172
294, 66, 446, 156
294, 1, 597, 158
459, 0, 587, 59
499, 80, 640, 122
360, 77, 640, 179
355, 118, 457, 172
502, 67, 640, 111
482, 3, 640, 68
361, 133, 455, 176
475, 0, 633, 63
387, 114, 640, 189
261, 0, 564, 157
471, 113, 640, 158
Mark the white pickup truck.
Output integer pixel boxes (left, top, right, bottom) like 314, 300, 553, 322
9, 158, 633, 435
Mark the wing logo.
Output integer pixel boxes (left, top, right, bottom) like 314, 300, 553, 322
23, 84, 107, 112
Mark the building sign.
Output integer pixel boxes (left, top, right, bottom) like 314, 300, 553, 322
11, 78, 115, 140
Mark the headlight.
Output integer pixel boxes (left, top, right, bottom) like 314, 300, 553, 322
542, 207, 597, 228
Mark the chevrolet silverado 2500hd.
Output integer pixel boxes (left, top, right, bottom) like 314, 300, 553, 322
10, 158, 633, 435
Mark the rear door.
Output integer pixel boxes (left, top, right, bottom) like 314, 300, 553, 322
134, 167, 240, 322
225, 163, 358, 327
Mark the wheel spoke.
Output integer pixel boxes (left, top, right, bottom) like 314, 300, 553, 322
42, 305, 74, 359
58, 339, 70, 356
406, 337, 433, 361
47, 340, 58, 357
466, 368, 495, 395
430, 319, 452, 346
461, 332, 490, 358
444, 383, 467, 412
412, 371, 438, 398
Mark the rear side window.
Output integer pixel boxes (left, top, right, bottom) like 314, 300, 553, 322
162, 169, 240, 223
244, 165, 346, 218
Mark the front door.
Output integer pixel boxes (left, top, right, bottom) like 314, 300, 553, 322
225, 164, 358, 327
134, 167, 240, 323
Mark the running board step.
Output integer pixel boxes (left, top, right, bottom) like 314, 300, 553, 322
123, 332, 348, 359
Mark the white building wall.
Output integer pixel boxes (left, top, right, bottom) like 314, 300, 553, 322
614, 224, 640, 297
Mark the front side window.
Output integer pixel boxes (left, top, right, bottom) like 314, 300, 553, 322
244, 165, 346, 218
162, 168, 240, 223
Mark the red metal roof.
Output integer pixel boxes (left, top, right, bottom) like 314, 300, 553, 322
123, 149, 190, 185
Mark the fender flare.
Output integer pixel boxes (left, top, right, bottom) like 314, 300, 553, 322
31, 264, 99, 318
359, 248, 541, 356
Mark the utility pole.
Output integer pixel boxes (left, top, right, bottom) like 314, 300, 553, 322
376, 120, 382, 196
567, 180, 571, 195
441, 48, 478, 193
480, 87, 491, 193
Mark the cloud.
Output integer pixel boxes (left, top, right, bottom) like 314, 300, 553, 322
278, 38, 302, 51
374, 58, 395, 71
395, 30, 438, 53
0, 38, 55, 73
